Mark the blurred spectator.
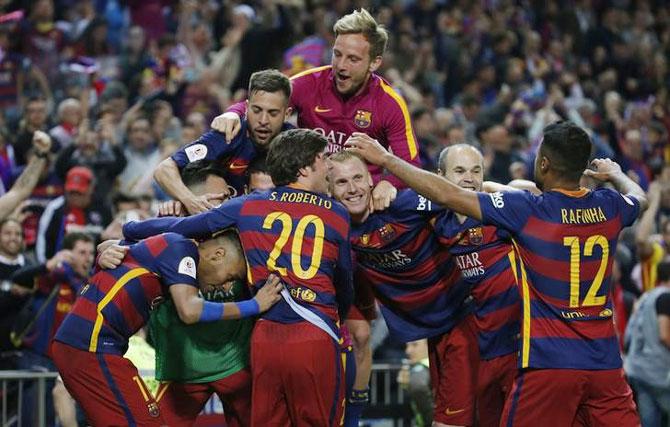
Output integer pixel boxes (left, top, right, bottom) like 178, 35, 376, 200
624, 261, 670, 427
54, 120, 126, 200
634, 182, 670, 293
35, 166, 110, 263
11, 96, 50, 168
477, 121, 523, 184
118, 116, 160, 196
19, 0, 65, 86
0, 218, 28, 356
397, 339, 432, 427
49, 98, 82, 150
11, 232, 94, 427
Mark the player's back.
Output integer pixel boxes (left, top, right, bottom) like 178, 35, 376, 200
487, 188, 640, 370
55, 233, 193, 355
238, 186, 352, 328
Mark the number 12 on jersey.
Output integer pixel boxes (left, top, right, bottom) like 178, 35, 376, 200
563, 235, 609, 308
262, 211, 325, 280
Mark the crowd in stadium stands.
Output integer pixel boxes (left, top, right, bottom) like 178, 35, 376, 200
0, 0, 669, 425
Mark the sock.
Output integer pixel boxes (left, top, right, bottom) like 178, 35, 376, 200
344, 388, 369, 427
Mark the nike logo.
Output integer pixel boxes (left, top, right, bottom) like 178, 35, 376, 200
445, 408, 466, 416
229, 162, 248, 170
314, 106, 332, 113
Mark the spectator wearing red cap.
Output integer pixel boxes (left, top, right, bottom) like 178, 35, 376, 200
35, 166, 111, 263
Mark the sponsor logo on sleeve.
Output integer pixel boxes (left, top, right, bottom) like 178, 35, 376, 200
178, 257, 197, 279
185, 144, 208, 162
490, 192, 505, 209
621, 194, 634, 206
417, 195, 432, 211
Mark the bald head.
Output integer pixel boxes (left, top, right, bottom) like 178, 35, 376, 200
438, 144, 484, 192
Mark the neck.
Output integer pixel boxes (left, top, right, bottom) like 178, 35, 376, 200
0, 249, 17, 261
351, 209, 370, 224
542, 173, 581, 192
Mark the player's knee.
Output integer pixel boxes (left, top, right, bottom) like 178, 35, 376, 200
350, 322, 371, 349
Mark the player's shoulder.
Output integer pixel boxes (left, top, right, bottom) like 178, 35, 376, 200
591, 186, 638, 206
371, 75, 408, 107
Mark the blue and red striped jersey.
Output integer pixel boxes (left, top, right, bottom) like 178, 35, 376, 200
478, 188, 640, 369
171, 122, 292, 194
54, 233, 199, 355
435, 213, 520, 360
351, 190, 470, 342
123, 187, 354, 335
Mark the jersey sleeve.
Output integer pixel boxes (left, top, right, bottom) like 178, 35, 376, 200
607, 189, 641, 227
170, 130, 236, 168
288, 72, 312, 114
477, 190, 534, 233
391, 190, 446, 219
154, 237, 199, 288
123, 197, 244, 240
378, 81, 421, 188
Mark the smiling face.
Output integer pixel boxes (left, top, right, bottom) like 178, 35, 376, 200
246, 90, 290, 147
331, 34, 381, 97
439, 145, 483, 192
328, 155, 373, 222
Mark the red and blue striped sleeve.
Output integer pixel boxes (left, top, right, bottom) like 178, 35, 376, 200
123, 197, 245, 240
477, 190, 534, 233
153, 236, 200, 288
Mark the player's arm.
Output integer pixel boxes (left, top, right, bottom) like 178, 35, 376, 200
377, 86, 422, 189
0, 131, 51, 220
583, 158, 649, 212
346, 135, 482, 220
169, 275, 282, 324
155, 133, 231, 214
634, 182, 660, 259
123, 198, 243, 241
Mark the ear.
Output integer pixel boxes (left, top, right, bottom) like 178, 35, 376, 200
369, 56, 383, 73
367, 173, 373, 188
284, 106, 293, 120
212, 246, 227, 263
540, 156, 550, 173
298, 166, 310, 178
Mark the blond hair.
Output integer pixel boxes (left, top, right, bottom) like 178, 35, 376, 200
333, 9, 388, 59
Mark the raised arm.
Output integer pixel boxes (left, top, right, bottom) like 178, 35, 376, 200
0, 131, 51, 220
346, 134, 482, 220
583, 158, 649, 212
634, 181, 661, 259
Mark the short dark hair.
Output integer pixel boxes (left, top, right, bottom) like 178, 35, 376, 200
181, 160, 227, 189
540, 121, 592, 182
62, 232, 94, 250
266, 129, 327, 186
658, 261, 670, 283
246, 156, 269, 176
248, 69, 291, 103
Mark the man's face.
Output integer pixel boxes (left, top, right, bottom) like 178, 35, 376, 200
247, 171, 274, 193
191, 175, 234, 205
26, 101, 47, 128
66, 189, 93, 209
128, 119, 153, 150
328, 157, 372, 219
70, 240, 95, 278
197, 241, 246, 289
246, 90, 290, 147
440, 146, 483, 192
405, 340, 428, 364
0, 221, 23, 257
331, 34, 379, 96
305, 150, 330, 195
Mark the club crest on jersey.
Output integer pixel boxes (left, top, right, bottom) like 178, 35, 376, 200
467, 227, 484, 245
378, 224, 396, 242
360, 234, 370, 246
354, 110, 372, 128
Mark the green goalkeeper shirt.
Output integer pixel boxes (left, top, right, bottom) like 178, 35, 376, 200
149, 280, 253, 383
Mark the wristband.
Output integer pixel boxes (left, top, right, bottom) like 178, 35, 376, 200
236, 299, 260, 318
199, 301, 224, 322
34, 150, 49, 159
